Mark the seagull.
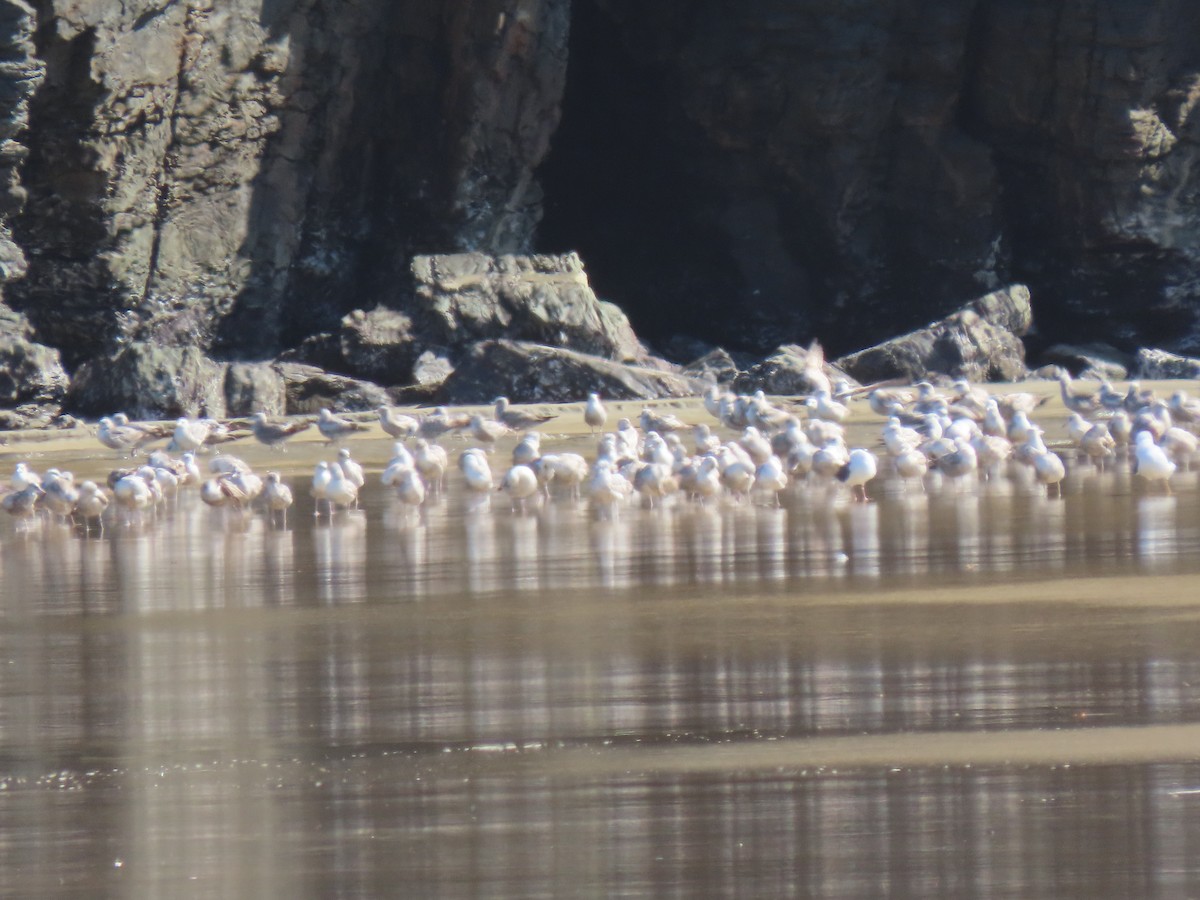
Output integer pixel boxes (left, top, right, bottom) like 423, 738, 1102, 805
74, 481, 109, 534
500, 464, 540, 513
837, 448, 878, 502
1033, 448, 1067, 498
1057, 371, 1100, 415
640, 407, 686, 434
317, 408, 370, 444
459, 448, 494, 506
417, 407, 470, 442
252, 412, 312, 449
377, 406, 419, 440
336, 448, 366, 506
584, 393, 608, 434
263, 472, 294, 527
324, 462, 359, 511
469, 413, 509, 450
97, 416, 159, 456
311, 462, 332, 516
494, 396, 557, 430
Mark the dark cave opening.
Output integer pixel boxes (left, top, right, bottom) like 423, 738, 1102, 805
537, 0, 745, 358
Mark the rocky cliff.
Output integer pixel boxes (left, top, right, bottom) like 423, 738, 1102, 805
0, 0, 1196, 418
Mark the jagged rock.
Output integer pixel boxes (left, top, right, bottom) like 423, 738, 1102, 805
277, 332, 345, 372
1040, 342, 1133, 381
411, 253, 643, 361
437, 339, 706, 404
0, 324, 68, 408
835, 285, 1032, 384
66, 343, 227, 419
412, 350, 455, 387
277, 363, 391, 414
682, 348, 742, 385
735, 344, 859, 396
225, 363, 287, 417
338, 307, 422, 384
1136, 348, 1200, 380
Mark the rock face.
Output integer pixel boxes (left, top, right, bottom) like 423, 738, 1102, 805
67, 343, 228, 419
438, 339, 705, 404
735, 344, 859, 396
4, 0, 571, 365
410, 252, 643, 361
1136, 349, 1200, 380
0, 0, 1196, 413
836, 285, 1032, 384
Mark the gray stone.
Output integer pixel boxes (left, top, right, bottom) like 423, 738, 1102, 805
225, 362, 287, 417
736, 344, 859, 396
835, 284, 1032, 384
277, 363, 391, 414
437, 339, 707, 404
67, 343, 227, 419
412, 350, 455, 387
0, 327, 68, 407
1040, 342, 1133, 381
1136, 348, 1200, 380
338, 307, 421, 384
411, 253, 643, 361
682, 348, 742, 385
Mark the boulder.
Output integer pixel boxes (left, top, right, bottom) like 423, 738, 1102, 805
682, 348, 743, 385
411, 253, 644, 361
735, 343, 859, 396
1040, 342, 1133, 381
225, 362, 287, 417
412, 350, 455, 387
1136, 348, 1200, 380
67, 343, 227, 419
277, 363, 391, 414
0, 319, 69, 408
835, 284, 1032, 384
338, 307, 422, 384
437, 339, 707, 404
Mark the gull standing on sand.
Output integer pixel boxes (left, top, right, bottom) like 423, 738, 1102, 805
318, 408, 370, 444
1133, 431, 1176, 493
640, 407, 686, 434
417, 407, 469, 442
74, 481, 109, 534
98, 416, 156, 456
469, 413, 508, 451
494, 396, 557, 430
252, 412, 312, 450
837, 448, 878, 502
584, 393, 608, 434
500, 464, 540, 513
263, 472, 294, 527
311, 461, 332, 516
377, 406, 419, 440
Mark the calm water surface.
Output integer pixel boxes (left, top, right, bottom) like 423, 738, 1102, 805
3, 453, 1200, 897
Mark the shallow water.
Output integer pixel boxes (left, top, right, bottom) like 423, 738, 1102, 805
4, 461, 1200, 897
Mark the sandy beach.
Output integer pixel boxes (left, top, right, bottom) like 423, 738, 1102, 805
1, 378, 1196, 483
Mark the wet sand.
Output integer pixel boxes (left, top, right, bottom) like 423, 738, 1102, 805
3, 378, 1200, 896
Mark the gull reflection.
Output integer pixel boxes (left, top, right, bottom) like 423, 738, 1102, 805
685, 506, 724, 584
1136, 495, 1178, 567
313, 515, 368, 605
262, 528, 296, 607
503, 515, 540, 590
756, 506, 787, 581
883, 493, 929, 576
465, 513, 498, 594
591, 516, 632, 589
845, 502, 880, 578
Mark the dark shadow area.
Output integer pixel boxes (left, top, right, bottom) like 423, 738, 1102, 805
537, 0, 746, 356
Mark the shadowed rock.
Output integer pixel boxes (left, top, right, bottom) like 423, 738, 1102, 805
67, 343, 227, 419
835, 284, 1032, 384
735, 344, 859, 396
411, 253, 643, 361
1137, 348, 1200, 379
437, 339, 705, 404
1040, 343, 1133, 381
278, 363, 391, 414
225, 363, 287, 417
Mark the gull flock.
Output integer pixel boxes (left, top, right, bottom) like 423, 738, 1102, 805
1, 374, 1197, 536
